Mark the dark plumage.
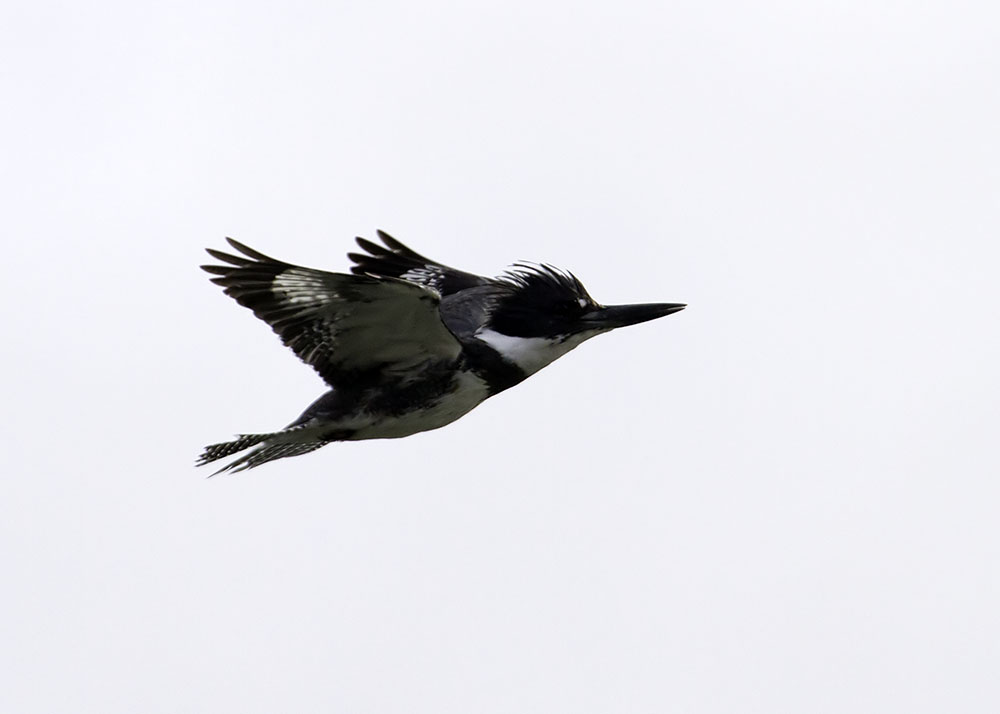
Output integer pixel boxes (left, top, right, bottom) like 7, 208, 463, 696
198, 231, 685, 473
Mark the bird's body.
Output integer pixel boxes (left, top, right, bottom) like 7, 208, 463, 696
198, 231, 684, 473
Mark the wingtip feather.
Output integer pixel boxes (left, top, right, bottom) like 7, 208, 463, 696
224, 237, 274, 261
205, 248, 249, 266
355, 237, 390, 257
376, 230, 405, 251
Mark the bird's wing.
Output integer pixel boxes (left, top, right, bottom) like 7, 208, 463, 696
348, 230, 493, 295
202, 239, 463, 387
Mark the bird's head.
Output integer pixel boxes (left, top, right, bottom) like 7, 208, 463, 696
476, 263, 685, 375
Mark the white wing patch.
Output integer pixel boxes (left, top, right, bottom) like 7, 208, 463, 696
399, 265, 446, 290
273, 272, 339, 303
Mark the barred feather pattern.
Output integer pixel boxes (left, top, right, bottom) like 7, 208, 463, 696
197, 430, 330, 475
212, 441, 330, 475
197, 433, 273, 465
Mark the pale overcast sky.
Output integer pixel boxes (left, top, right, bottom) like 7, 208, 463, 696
2, 1, 998, 712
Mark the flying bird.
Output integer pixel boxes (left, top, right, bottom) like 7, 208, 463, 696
198, 231, 685, 473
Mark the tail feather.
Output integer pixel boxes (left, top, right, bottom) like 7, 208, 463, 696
212, 441, 329, 475
197, 434, 272, 466
196, 431, 330, 475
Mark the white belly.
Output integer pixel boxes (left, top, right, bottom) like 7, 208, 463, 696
348, 371, 491, 439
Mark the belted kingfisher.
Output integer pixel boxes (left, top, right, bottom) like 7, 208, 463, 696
198, 231, 685, 473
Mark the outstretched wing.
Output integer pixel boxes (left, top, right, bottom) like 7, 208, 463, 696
202, 239, 462, 387
348, 230, 493, 295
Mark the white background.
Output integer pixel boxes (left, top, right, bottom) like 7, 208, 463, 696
3, 1, 998, 712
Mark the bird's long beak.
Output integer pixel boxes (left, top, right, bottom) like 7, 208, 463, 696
581, 302, 686, 330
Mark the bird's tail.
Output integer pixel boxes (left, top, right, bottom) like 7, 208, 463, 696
196, 431, 329, 475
